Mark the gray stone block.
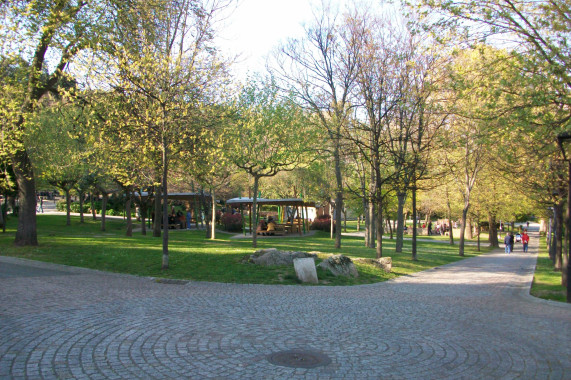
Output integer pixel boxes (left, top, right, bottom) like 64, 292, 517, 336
293, 257, 318, 284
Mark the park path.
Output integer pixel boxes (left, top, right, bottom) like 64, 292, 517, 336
0, 229, 569, 379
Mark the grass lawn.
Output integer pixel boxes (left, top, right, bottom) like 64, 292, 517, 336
0, 214, 494, 286
530, 236, 566, 302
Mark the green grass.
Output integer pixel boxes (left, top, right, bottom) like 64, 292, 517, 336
0, 214, 493, 286
530, 236, 566, 302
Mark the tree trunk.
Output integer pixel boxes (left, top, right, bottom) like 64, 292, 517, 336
0, 197, 3, 231
555, 201, 564, 271
330, 202, 334, 239
140, 204, 147, 236
125, 189, 133, 237
90, 193, 97, 220
388, 215, 393, 239
564, 171, 570, 295
153, 185, 162, 238
334, 145, 343, 249
488, 213, 499, 247
2, 194, 7, 233
395, 192, 406, 253
211, 189, 216, 240
192, 183, 200, 230
79, 192, 85, 224
201, 190, 211, 239
12, 149, 38, 246
549, 211, 557, 265
363, 199, 370, 247
412, 186, 418, 261
65, 189, 71, 226
477, 218, 481, 252
376, 200, 383, 258
252, 177, 260, 248
161, 142, 169, 270
459, 207, 468, 256
562, 241, 568, 286
369, 201, 376, 248
446, 195, 454, 245
101, 193, 108, 232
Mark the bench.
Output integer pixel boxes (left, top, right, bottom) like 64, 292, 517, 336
273, 226, 286, 236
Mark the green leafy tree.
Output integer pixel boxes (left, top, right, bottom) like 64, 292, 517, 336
27, 99, 90, 226
0, 0, 110, 245
185, 106, 234, 240
414, 0, 571, 109
87, 0, 230, 268
228, 78, 316, 248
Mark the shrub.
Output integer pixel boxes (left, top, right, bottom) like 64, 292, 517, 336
221, 212, 243, 232
311, 214, 334, 232
57, 200, 92, 213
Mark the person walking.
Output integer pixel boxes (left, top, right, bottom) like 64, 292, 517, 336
521, 229, 530, 252
504, 233, 512, 254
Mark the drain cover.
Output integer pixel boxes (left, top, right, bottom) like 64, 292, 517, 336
267, 349, 331, 368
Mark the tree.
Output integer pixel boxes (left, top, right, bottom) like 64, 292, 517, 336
272, 3, 359, 249
415, 0, 571, 111
90, 0, 230, 269
28, 98, 90, 226
0, 157, 16, 233
0, 0, 110, 245
341, 9, 404, 259
227, 78, 315, 248
185, 106, 234, 240
415, 1, 571, 294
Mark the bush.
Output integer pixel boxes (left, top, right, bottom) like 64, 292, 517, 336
57, 200, 91, 213
311, 214, 335, 232
56, 199, 66, 212
221, 212, 242, 232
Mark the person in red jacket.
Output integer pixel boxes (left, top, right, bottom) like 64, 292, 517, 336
521, 229, 530, 252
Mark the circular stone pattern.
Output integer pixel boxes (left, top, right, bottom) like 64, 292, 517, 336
267, 349, 332, 368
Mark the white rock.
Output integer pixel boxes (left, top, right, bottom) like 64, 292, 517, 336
293, 257, 318, 284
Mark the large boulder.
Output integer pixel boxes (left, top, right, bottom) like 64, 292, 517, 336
317, 255, 358, 277
246, 249, 317, 266
354, 257, 392, 273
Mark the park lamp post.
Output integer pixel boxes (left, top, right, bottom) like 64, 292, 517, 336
556, 131, 571, 303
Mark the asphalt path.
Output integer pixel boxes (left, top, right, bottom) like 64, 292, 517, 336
0, 229, 569, 379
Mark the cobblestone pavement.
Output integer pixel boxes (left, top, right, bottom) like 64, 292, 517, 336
1, 231, 569, 379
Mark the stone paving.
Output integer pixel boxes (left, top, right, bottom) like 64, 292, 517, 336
0, 230, 570, 379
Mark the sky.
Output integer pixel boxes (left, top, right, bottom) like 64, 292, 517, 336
216, 0, 351, 78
